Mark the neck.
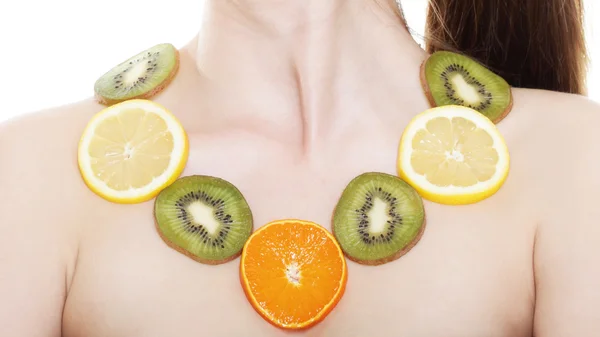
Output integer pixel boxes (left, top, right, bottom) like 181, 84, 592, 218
187, 0, 428, 151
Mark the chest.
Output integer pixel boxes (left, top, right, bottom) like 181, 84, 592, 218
63, 134, 536, 337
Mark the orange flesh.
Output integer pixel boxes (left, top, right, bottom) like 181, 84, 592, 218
240, 220, 348, 330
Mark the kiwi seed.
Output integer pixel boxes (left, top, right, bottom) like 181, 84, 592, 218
420, 51, 513, 124
94, 43, 179, 105
332, 172, 426, 266
154, 175, 253, 265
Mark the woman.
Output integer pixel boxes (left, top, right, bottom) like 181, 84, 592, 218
1, 0, 598, 336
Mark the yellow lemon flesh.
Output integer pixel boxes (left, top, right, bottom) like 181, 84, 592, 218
78, 99, 188, 204
398, 105, 510, 205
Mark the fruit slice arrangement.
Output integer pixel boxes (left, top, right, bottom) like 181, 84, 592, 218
94, 43, 179, 105
240, 220, 348, 330
78, 99, 188, 204
420, 51, 513, 123
75, 42, 515, 332
333, 172, 425, 265
154, 175, 253, 265
397, 105, 510, 205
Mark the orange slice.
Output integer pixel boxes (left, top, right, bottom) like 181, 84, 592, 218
240, 219, 348, 330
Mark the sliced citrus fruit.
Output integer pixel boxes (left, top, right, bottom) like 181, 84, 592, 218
240, 219, 348, 330
78, 99, 188, 203
397, 105, 510, 205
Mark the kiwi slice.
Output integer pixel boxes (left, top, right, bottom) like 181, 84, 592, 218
94, 43, 179, 105
154, 175, 253, 265
420, 51, 513, 124
332, 172, 425, 266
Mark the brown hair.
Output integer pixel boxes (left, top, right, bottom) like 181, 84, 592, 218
423, 0, 588, 95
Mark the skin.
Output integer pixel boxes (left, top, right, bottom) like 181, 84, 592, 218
1, 0, 600, 336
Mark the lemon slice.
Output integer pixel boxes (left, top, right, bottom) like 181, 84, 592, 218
78, 99, 188, 203
398, 105, 509, 205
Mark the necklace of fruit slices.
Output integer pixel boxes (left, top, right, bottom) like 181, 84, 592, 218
78, 43, 512, 330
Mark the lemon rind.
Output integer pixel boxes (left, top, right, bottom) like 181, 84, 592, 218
398, 105, 510, 205
77, 99, 189, 204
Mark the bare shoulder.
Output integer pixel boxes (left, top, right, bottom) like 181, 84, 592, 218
0, 97, 103, 149
0, 99, 108, 336
0, 98, 103, 196
0, 98, 106, 237
510, 92, 600, 336
504, 88, 599, 167
513, 89, 600, 122
496, 88, 600, 216
509, 88, 600, 131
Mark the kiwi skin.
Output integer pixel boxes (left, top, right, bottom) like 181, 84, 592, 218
153, 212, 248, 266
331, 172, 426, 266
333, 214, 427, 266
94, 46, 180, 105
153, 176, 254, 266
419, 54, 514, 124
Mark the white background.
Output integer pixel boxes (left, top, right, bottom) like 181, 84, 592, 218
0, 0, 598, 123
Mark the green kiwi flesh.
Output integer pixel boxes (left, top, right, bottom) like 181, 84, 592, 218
421, 51, 513, 123
154, 175, 253, 265
332, 172, 425, 265
94, 43, 179, 105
